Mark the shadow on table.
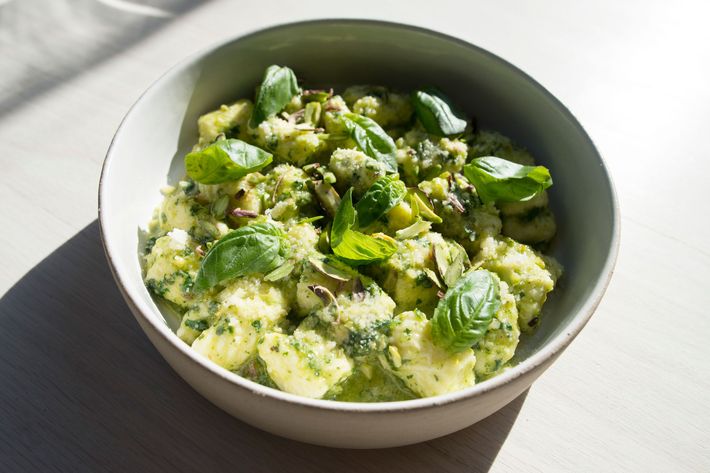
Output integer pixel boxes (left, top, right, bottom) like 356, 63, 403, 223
0, 0, 207, 121
0, 221, 526, 473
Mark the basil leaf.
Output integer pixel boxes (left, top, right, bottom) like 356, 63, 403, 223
431, 270, 501, 353
193, 223, 287, 292
331, 188, 357, 247
463, 156, 552, 203
185, 139, 272, 184
341, 113, 397, 173
303, 101, 321, 126
302, 89, 332, 103
355, 175, 407, 227
215, 221, 284, 243
412, 88, 467, 136
330, 187, 397, 265
249, 65, 300, 128
333, 230, 398, 266
264, 261, 295, 282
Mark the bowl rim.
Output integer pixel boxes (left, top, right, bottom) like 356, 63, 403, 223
98, 18, 620, 413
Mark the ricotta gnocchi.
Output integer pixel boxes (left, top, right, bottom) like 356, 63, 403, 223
142, 66, 562, 401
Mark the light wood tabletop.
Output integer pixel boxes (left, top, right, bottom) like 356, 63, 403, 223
1, 1, 708, 471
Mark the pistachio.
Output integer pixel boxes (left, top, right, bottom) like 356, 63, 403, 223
313, 180, 341, 216
422, 268, 443, 289
308, 256, 351, 282
230, 208, 258, 218
302, 163, 321, 175
407, 188, 442, 223
434, 241, 469, 287
351, 277, 366, 302
293, 124, 323, 132
317, 222, 331, 254
448, 193, 465, 213
322, 171, 337, 184
286, 109, 305, 123
388, 346, 402, 368
302, 88, 333, 103
308, 284, 339, 308
304, 102, 322, 126
210, 194, 230, 219
272, 173, 285, 205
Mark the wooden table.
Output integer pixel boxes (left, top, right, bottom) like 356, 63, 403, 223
1, 1, 708, 471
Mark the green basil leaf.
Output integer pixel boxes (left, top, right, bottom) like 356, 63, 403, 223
249, 65, 300, 128
264, 261, 295, 282
355, 175, 407, 227
331, 187, 356, 247
341, 113, 397, 173
185, 139, 272, 184
330, 187, 397, 265
216, 222, 284, 242
463, 156, 552, 204
297, 215, 324, 225
412, 88, 467, 136
302, 89, 332, 103
193, 223, 287, 292
303, 101, 322, 126
332, 230, 398, 266
431, 269, 501, 353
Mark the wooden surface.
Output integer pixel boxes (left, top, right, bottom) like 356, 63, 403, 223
1, 1, 708, 471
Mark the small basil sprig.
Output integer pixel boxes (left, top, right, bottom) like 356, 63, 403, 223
334, 231, 399, 266
330, 188, 397, 266
341, 113, 397, 173
431, 270, 501, 353
193, 223, 287, 292
355, 175, 407, 227
412, 88, 467, 136
249, 65, 300, 128
330, 188, 357, 248
463, 156, 552, 204
185, 139, 272, 184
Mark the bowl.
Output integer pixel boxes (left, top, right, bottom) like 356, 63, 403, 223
99, 19, 619, 448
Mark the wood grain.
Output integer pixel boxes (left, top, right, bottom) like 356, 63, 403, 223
0, 0, 708, 471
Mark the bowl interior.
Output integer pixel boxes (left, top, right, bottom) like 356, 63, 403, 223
101, 20, 616, 393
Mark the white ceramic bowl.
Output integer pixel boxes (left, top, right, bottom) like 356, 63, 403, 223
99, 20, 619, 448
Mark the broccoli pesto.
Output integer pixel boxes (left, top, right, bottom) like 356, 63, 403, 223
142, 65, 562, 401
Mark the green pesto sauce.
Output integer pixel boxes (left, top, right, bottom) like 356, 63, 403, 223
324, 361, 416, 402
143, 76, 562, 402
237, 356, 278, 389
